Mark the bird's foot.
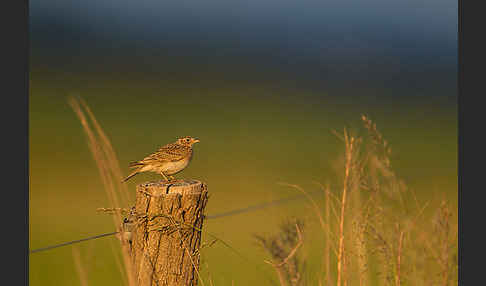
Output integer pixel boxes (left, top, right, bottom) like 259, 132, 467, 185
161, 175, 180, 184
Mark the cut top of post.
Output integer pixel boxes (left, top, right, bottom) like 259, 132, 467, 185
137, 179, 205, 196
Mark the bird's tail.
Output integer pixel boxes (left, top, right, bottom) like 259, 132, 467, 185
128, 161, 143, 168
122, 169, 140, 183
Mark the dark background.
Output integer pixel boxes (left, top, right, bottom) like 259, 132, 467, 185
30, 0, 457, 97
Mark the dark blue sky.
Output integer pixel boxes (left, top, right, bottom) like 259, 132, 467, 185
30, 0, 457, 95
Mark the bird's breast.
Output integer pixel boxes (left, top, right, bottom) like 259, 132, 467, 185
163, 156, 191, 175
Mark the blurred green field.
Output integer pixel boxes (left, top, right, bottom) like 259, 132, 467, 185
29, 68, 457, 285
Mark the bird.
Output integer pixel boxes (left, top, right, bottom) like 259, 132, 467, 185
122, 136, 200, 183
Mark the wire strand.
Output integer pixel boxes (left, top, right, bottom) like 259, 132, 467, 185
206, 189, 320, 219
30, 189, 323, 254
30, 232, 119, 253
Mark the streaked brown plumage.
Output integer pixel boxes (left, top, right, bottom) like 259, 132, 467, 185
122, 136, 200, 182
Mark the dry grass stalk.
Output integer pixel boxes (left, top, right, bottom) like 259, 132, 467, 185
359, 116, 457, 286
279, 182, 338, 256
337, 128, 360, 286
72, 246, 89, 286
322, 182, 334, 286
96, 207, 131, 215
255, 219, 306, 286
395, 231, 404, 286
78, 97, 131, 207
202, 261, 215, 286
264, 224, 303, 268
431, 200, 455, 286
68, 96, 135, 286
353, 220, 368, 286
110, 241, 130, 286
267, 115, 457, 286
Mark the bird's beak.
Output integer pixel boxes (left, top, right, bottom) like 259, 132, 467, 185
193, 139, 200, 143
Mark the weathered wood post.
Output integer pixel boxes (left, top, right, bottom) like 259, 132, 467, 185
128, 179, 209, 286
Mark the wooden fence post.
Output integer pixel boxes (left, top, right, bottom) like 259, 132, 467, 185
128, 179, 209, 286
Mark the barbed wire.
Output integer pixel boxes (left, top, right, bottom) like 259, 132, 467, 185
30, 232, 119, 254
29, 189, 322, 254
205, 190, 320, 219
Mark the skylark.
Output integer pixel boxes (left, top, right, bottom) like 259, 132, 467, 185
122, 136, 200, 183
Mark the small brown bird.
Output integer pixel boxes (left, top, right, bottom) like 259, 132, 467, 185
122, 136, 200, 183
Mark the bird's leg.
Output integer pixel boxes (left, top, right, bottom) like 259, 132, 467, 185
160, 172, 170, 182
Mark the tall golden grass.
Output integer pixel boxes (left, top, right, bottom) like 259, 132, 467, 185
68, 95, 135, 286
260, 115, 457, 286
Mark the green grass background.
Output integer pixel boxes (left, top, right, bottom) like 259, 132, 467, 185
29, 68, 457, 285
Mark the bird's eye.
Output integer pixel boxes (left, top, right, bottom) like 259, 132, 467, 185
186, 138, 190, 142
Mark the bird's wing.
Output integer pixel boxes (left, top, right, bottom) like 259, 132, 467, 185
141, 143, 190, 164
